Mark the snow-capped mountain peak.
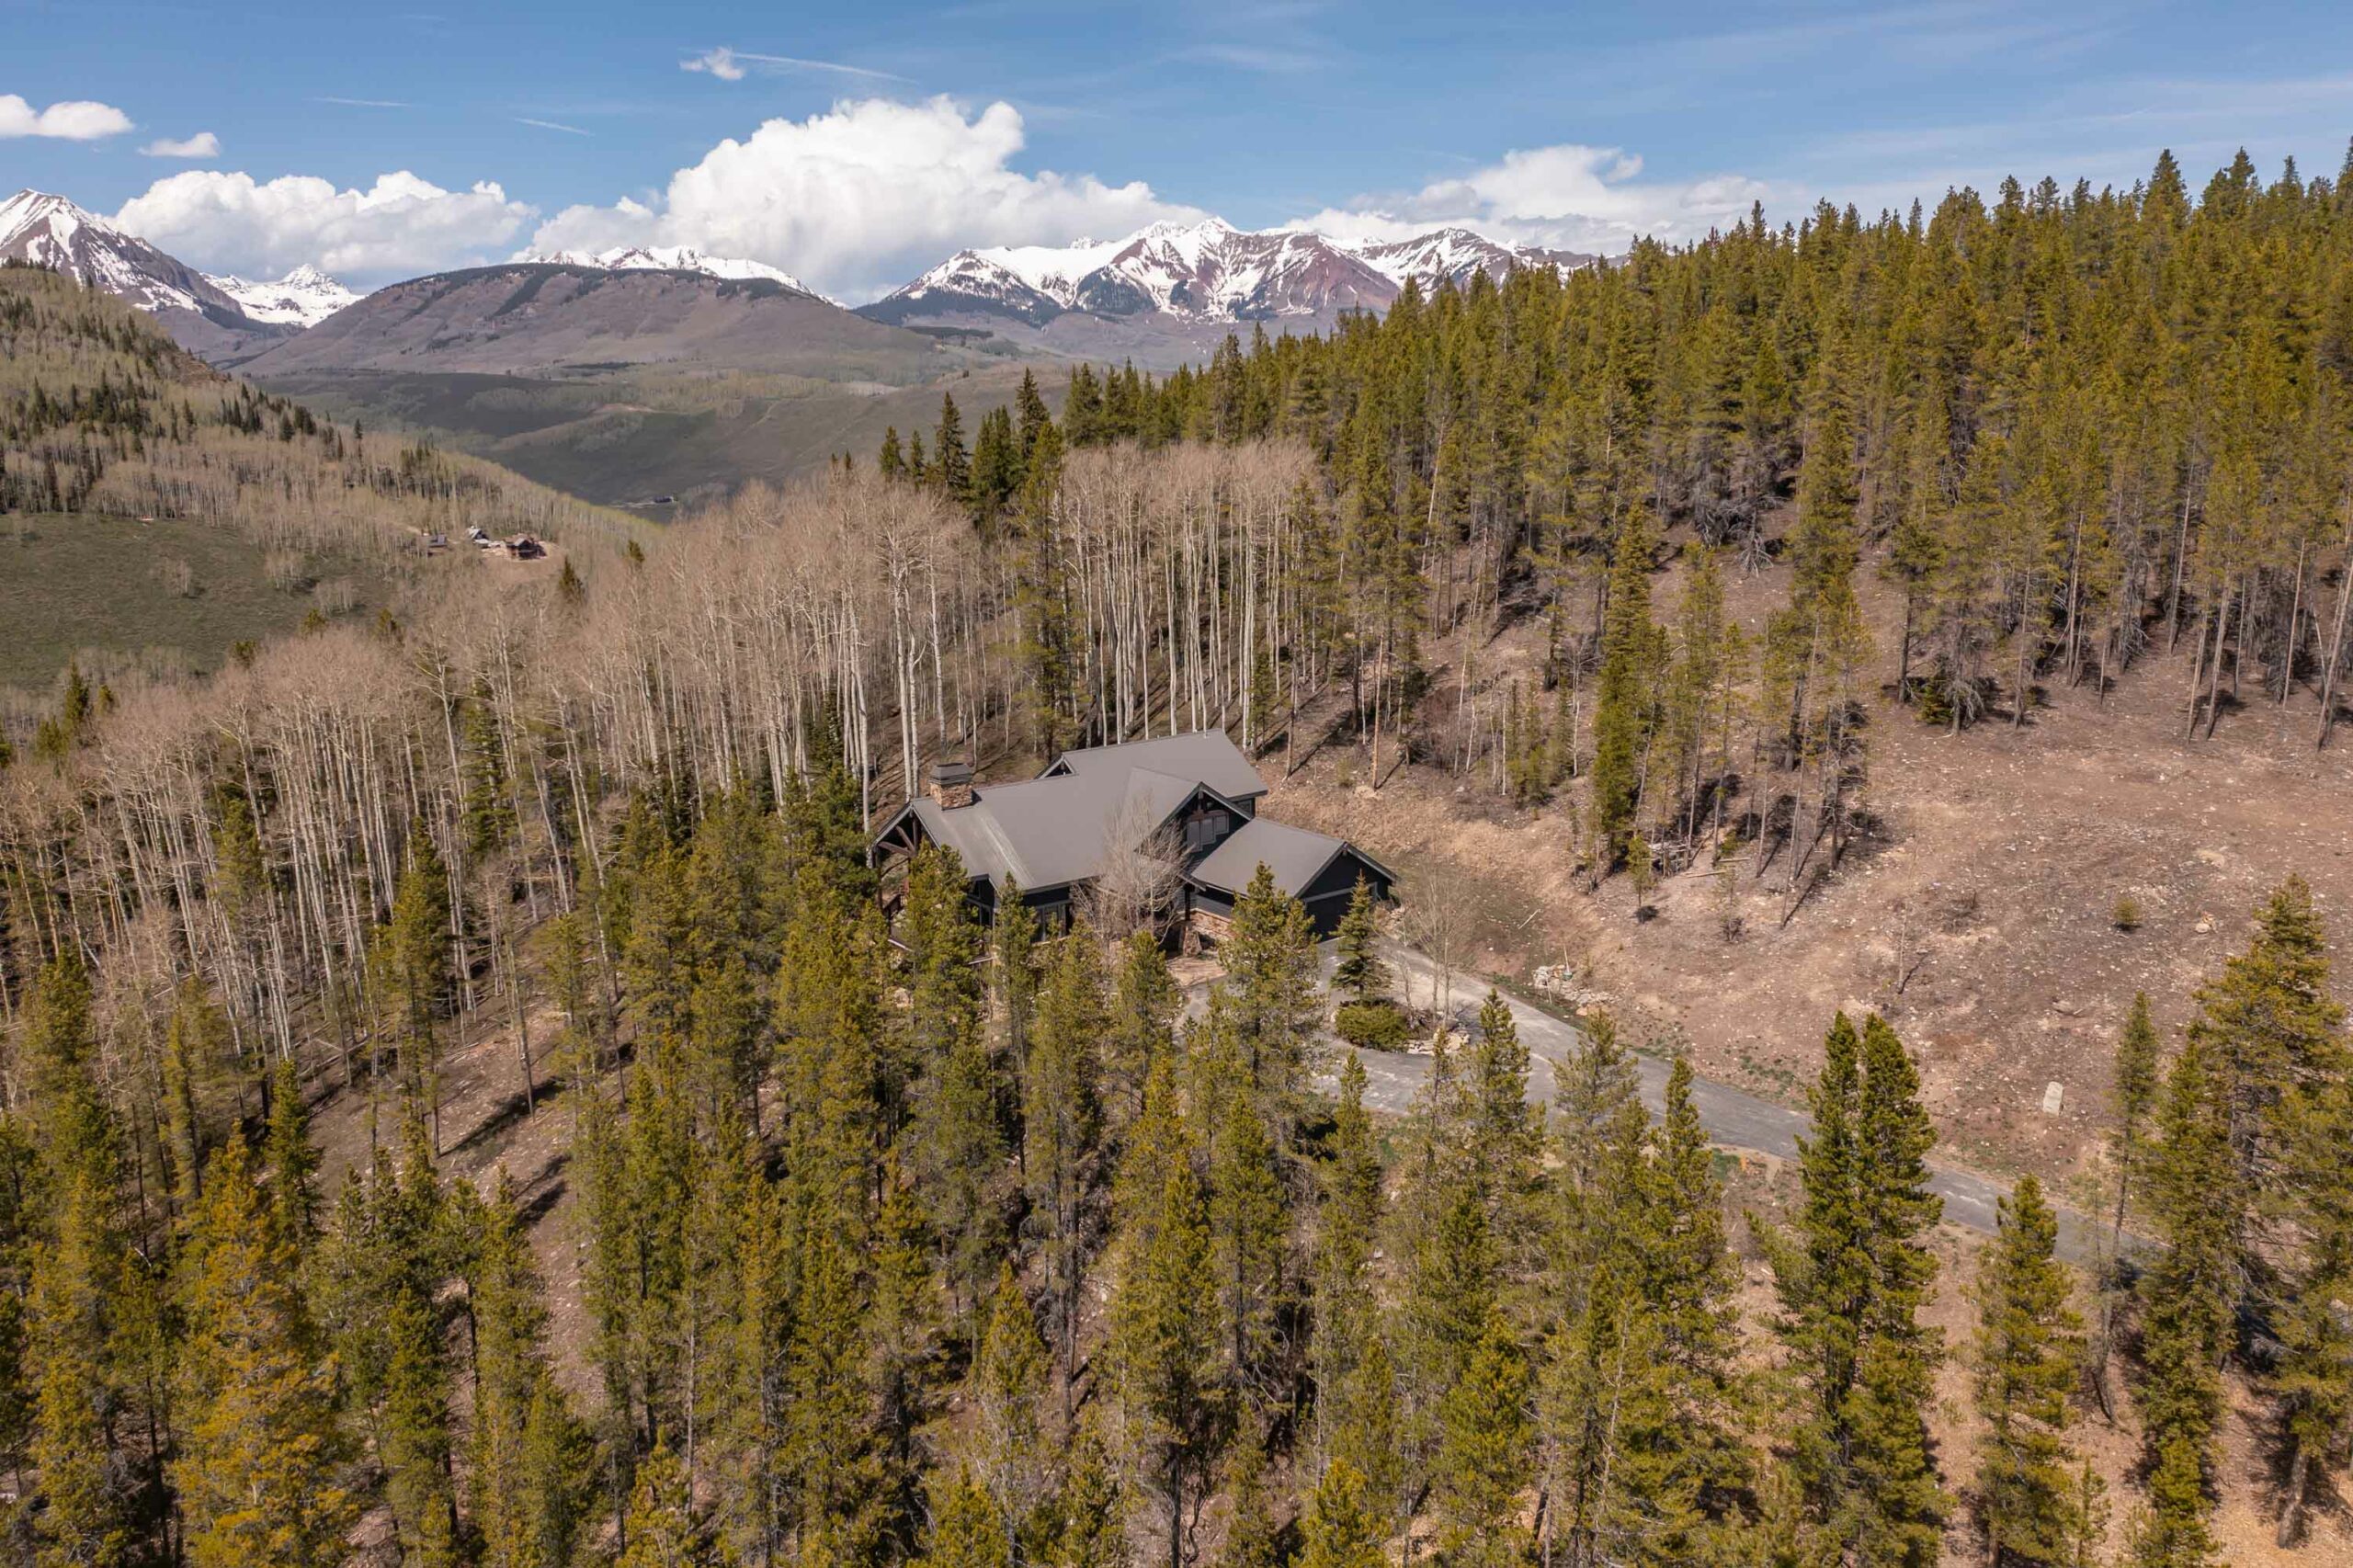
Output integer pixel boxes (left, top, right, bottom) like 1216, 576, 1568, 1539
521, 243, 822, 299
867, 217, 1586, 336
1, 187, 227, 317
204, 265, 361, 328
0, 190, 85, 251
2, 187, 333, 361
1343, 226, 1573, 290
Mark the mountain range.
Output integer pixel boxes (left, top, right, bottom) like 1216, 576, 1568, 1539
6, 187, 1594, 374
0, 188, 301, 361
520, 243, 823, 298
239, 260, 926, 378
858, 218, 1594, 360
205, 265, 360, 328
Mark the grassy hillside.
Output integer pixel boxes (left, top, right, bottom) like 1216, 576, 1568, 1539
0, 512, 384, 689
259, 359, 1056, 508
0, 259, 645, 696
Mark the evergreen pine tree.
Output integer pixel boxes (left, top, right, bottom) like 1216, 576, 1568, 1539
264, 1052, 320, 1247
1971, 1174, 2087, 1567
1107, 929, 1181, 1126
1329, 878, 1389, 1005
1206, 1075, 1285, 1406
173, 1139, 355, 1568
1432, 1311, 1531, 1568
918, 1469, 1009, 1568
619, 1445, 729, 1568
1027, 929, 1105, 1408
381, 1289, 461, 1568
2134, 1037, 2233, 1535
1296, 1458, 1384, 1568
467, 1169, 591, 1568
26, 1176, 133, 1568
1046, 1423, 1126, 1568
1772, 1012, 1949, 1564
2091, 993, 2161, 1407
1108, 1074, 1219, 1568
971, 1268, 1049, 1556
379, 832, 453, 1145
1589, 508, 1660, 866
935, 394, 972, 511
1222, 867, 1321, 1132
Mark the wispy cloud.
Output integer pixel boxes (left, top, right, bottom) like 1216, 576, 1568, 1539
1173, 43, 1324, 74
1517, 2, 2120, 119
314, 96, 412, 109
142, 131, 221, 158
0, 93, 134, 141
515, 117, 590, 136
680, 46, 911, 85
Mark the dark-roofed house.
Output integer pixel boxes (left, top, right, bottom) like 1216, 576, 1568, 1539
871, 731, 1393, 939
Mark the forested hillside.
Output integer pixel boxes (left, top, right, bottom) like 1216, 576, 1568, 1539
1, 258, 644, 693
0, 152, 2349, 1568
2, 261, 640, 557
881, 146, 2353, 851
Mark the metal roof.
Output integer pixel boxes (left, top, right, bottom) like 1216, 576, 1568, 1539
881, 730, 1390, 904
1188, 817, 1360, 899
892, 763, 1217, 893
1041, 730, 1267, 800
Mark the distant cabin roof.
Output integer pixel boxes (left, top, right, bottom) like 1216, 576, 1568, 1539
1188, 816, 1379, 900
1041, 730, 1267, 800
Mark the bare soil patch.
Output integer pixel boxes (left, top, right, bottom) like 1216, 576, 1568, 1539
1270, 555, 2353, 1207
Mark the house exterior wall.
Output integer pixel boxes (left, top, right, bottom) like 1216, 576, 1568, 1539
1177, 797, 1246, 859
1297, 853, 1392, 937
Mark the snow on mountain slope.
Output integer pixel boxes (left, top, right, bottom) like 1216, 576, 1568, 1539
0, 188, 308, 362
523, 244, 821, 298
2, 188, 227, 316
204, 264, 360, 328
1347, 227, 1593, 290
869, 219, 1592, 333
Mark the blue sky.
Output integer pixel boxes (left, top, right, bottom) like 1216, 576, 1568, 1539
6, 0, 2353, 298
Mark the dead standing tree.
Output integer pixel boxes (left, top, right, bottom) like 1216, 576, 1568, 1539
1076, 792, 1186, 944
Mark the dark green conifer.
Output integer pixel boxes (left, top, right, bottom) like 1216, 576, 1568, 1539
1972, 1175, 2089, 1567
1328, 877, 1389, 1005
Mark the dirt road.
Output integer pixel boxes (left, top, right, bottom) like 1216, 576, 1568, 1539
1319, 941, 2118, 1264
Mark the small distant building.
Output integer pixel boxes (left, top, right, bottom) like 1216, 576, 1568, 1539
870, 730, 1394, 939
508, 535, 546, 560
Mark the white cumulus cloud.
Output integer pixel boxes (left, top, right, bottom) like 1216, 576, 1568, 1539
0, 93, 134, 141
1292, 142, 1772, 255
529, 96, 1197, 302
117, 169, 536, 284
142, 131, 221, 159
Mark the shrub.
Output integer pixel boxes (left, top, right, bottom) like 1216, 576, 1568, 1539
1334, 1000, 1409, 1051
2112, 893, 2143, 932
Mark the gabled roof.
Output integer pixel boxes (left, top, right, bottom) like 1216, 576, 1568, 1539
880, 761, 1236, 894
876, 730, 1400, 908
1041, 730, 1267, 800
1188, 817, 1392, 900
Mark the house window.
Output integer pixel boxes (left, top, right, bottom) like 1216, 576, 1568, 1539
1184, 809, 1227, 852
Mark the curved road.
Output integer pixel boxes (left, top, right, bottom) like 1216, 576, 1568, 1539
1316, 941, 2119, 1265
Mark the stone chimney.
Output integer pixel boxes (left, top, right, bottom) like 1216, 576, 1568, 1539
926, 759, 975, 811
